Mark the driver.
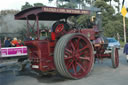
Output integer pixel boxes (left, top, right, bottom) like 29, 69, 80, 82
40, 29, 48, 40
87, 16, 96, 28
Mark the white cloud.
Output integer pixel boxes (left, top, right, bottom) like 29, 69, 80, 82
0, 0, 56, 10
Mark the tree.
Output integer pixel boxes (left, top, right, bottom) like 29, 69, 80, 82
21, 2, 45, 10
21, 2, 33, 10
48, 0, 93, 9
104, 20, 123, 38
94, 0, 119, 38
69, 14, 90, 28
48, 0, 53, 1
33, 3, 45, 7
48, 0, 65, 7
114, 0, 120, 13
58, 2, 77, 8
76, 15, 90, 27
94, 0, 115, 15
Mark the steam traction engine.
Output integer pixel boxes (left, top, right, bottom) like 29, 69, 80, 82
15, 7, 119, 79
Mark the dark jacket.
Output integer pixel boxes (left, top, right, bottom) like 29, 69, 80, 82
4, 40, 11, 47
124, 43, 128, 55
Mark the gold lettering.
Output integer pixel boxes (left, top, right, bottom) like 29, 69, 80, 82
72, 10, 80, 14
56, 9, 59, 12
59, 9, 65, 12
66, 10, 72, 13
81, 11, 88, 14
43, 7, 89, 14
43, 8, 57, 12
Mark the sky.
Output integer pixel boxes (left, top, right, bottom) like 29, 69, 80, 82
0, 0, 56, 10
0, 0, 127, 11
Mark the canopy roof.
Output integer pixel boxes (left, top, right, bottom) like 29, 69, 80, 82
15, 7, 91, 21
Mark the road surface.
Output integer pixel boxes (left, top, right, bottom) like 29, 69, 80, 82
0, 48, 128, 85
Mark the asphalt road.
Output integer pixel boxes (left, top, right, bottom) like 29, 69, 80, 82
0, 48, 128, 85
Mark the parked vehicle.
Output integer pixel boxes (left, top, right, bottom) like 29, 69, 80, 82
107, 38, 120, 50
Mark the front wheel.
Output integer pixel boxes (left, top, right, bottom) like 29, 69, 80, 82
111, 47, 119, 68
54, 33, 94, 79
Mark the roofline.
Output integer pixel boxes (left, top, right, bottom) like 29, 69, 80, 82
15, 6, 100, 20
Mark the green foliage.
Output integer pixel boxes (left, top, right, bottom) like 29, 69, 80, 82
0, 10, 19, 16
67, 0, 124, 41
114, 0, 119, 2
104, 20, 123, 37
21, 2, 45, 10
33, 3, 45, 7
94, 0, 127, 41
56, 0, 78, 8
48, 0, 53, 1
21, 2, 33, 10
58, 2, 77, 8
120, 41, 125, 47
76, 15, 91, 28
94, 0, 115, 15
49, 0, 96, 9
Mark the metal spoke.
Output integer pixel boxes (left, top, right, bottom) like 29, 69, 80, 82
64, 56, 73, 60
76, 38, 81, 49
79, 57, 90, 61
65, 48, 72, 54
76, 62, 85, 72
79, 50, 89, 56
70, 41, 75, 51
65, 51, 71, 56
65, 60, 71, 67
72, 62, 77, 75
79, 45, 88, 52
67, 60, 74, 69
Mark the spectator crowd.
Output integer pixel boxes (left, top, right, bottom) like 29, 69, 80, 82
4, 37, 24, 47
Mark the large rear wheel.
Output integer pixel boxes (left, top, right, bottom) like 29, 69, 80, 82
54, 33, 94, 79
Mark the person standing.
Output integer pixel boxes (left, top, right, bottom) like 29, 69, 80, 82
123, 41, 128, 62
11, 37, 18, 47
4, 37, 11, 47
4, 37, 7, 46
17, 39, 24, 47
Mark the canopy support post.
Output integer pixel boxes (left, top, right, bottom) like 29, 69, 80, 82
36, 15, 40, 40
26, 17, 30, 37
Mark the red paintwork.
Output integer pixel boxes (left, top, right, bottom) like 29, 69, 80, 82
15, 7, 113, 76
55, 24, 64, 33
23, 26, 103, 72
51, 32, 56, 41
24, 40, 55, 72
64, 35, 94, 78
95, 53, 111, 59
114, 48, 119, 67
80, 28, 97, 40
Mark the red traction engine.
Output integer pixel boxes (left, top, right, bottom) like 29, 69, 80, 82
15, 7, 119, 79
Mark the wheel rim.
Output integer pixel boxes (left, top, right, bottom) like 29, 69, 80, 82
64, 35, 93, 78
115, 48, 119, 67
55, 24, 64, 33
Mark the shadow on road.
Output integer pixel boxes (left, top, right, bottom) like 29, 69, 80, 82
16, 69, 69, 83
37, 74, 68, 83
